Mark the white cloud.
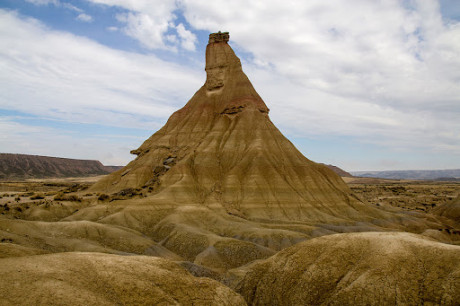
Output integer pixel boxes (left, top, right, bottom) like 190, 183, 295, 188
248, 65, 459, 155
25, 0, 88, 18
0, 10, 202, 152
176, 23, 197, 51
62, 3, 83, 12
0, 9, 203, 164
76, 13, 93, 23
87, 0, 197, 51
180, 0, 460, 103
2, 1, 460, 169
25, 0, 83, 12
115, 12, 174, 50
107, 26, 118, 32
24, 0, 59, 5
179, 0, 460, 155
0, 117, 136, 165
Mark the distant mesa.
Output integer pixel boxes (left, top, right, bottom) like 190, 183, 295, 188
351, 169, 460, 181
320, 163, 353, 177
0, 153, 122, 180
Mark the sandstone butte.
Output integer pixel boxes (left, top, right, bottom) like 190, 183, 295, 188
91, 31, 393, 225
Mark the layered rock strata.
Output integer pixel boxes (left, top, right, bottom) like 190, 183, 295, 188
92, 32, 388, 224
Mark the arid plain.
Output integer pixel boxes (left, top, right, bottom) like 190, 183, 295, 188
1, 32, 459, 305
1, 176, 459, 305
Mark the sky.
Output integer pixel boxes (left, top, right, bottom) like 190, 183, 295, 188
0, 0, 459, 171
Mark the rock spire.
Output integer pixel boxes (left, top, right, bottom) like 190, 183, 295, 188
92, 32, 387, 223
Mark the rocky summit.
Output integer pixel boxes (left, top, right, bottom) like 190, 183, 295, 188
91, 32, 389, 224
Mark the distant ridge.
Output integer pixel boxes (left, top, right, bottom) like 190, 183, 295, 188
351, 169, 460, 181
0, 153, 122, 180
320, 164, 353, 177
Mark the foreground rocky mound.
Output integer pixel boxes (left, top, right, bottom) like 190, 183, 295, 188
433, 194, 460, 223
0, 252, 246, 305
230, 232, 460, 305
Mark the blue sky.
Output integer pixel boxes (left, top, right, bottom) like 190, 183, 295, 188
1, 0, 459, 171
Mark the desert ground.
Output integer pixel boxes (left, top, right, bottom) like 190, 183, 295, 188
346, 177, 459, 214
2, 176, 458, 227
1, 176, 459, 305
1, 176, 458, 219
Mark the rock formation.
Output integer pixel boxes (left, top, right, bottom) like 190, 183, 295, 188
0, 153, 120, 180
1, 32, 459, 305
321, 163, 353, 177
433, 194, 460, 224
91, 32, 388, 224
0, 252, 245, 305
230, 232, 460, 305
352, 169, 460, 180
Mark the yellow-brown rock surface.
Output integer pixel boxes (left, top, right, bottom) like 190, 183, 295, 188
1, 33, 456, 305
433, 194, 460, 224
0, 252, 246, 305
230, 232, 460, 305
91, 33, 389, 225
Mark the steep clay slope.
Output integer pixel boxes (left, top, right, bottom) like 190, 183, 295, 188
0, 252, 246, 305
321, 163, 353, 177
433, 194, 460, 223
0, 153, 119, 180
230, 232, 460, 305
0, 218, 178, 259
91, 32, 388, 224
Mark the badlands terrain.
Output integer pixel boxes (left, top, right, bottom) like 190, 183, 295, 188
1, 32, 459, 305
1, 177, 459, 305
0, 153, 121, 181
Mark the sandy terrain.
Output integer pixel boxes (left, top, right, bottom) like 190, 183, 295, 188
347, 177, 459, 213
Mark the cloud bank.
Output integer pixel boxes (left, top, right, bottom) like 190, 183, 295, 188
0, 0, 459, 169
0, 9, 201, 165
